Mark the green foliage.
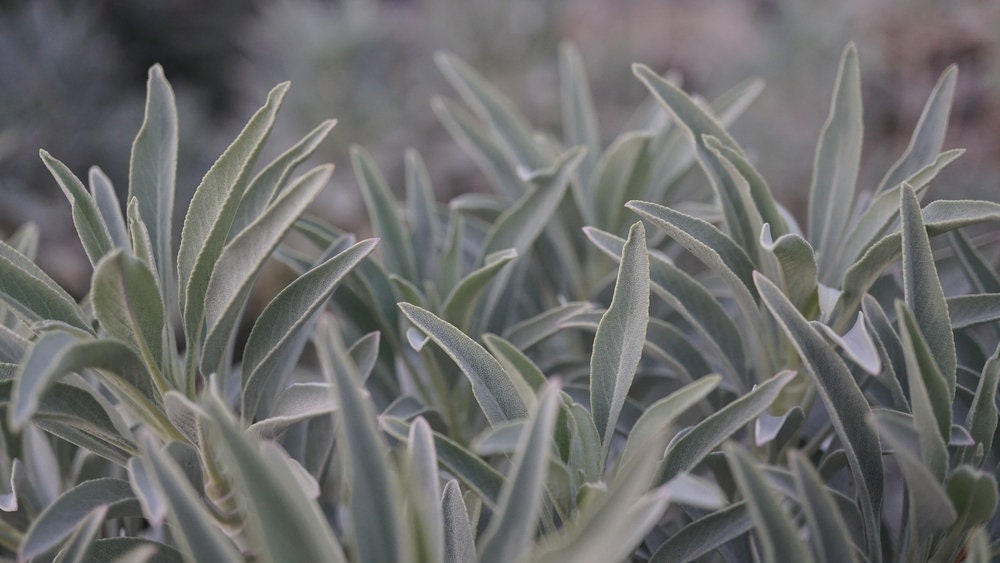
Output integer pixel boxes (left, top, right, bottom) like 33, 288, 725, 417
1, 41, 999, 562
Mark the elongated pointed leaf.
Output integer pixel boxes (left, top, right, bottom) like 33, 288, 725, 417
755, 272, 883, 554
789, 451, 860, 563
559, 42, 600, 187
20, 479, 142, 561
139, 439, 244, 563
231, 119, 336, 235
760, 224, 819, 315
0, 240, 90, 330
502, 301, 593, 350
946, 294, 1000, 329
482, 333, 545, 404
405, 418, 444, 563
591, 221, 649, 462
92, 250, 167, 392
53, 504, 107, 563
129, 64, 178, 297
177, 82, 288, 344
40, 150, 115, 265
877, 65, 957, 193
436, 52, 546, 171
441, 248, 517, 331
201, 165, 332, 374
900, 184, 956, 388
949, 230, 1000, 293
247, 382, 335, 439
478, 383, 560, 563
809, 44, 862, 265
405, 149, 442, 282
442, 480, 476, 563
352, 146, 418, 281
203, 398, 347, 562
399, 303, 527, 425
649, 501, 752, 562
592, 132, 650, 232
660, 370, 795, 483
966, 343, 1000, 461
725, 445, 813, 563
88, 167, 128, 249
242, 238, 377, 418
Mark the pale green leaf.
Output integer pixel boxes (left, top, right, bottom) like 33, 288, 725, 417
348, 331, 381, 383
399, 303, 527, 425
948, 230, 1000, 293
659, 370, 795, 483
725, 444, 814, 563
947, 294, 1000, 329
177, 82, 288, 347
441, 248, 517, 331
247, 382, 335, 439
478, 383, 560, 563
91, 539, 183, 563
756, 272, 883, 553
201, 164, 332, 375
19, 479, 142, 561
0, 239, 90, 331
40, 150, 115, 266
52, 504, 107, 563
230, 119, 336, 235
966, 343, 1000, 461
592, 132, 650, 232
808, 44, 863, 264
88, 167, 128, 249
591, 221, 650, 462
318, 319, 402, 563
405, 149, 442, 282
405, 418, 445, 563
789, 451, 861, 563
442, 480, 476, 563
559, 42, 600, 188
876, 65, 957, 193
482, 333, 545, 406
501, 301, 593, 351
242, 238, 377, 419
760, 223, 819, 315
352, 145, 418, 281
0, 324, 27, 363
129, 64, 178, 298
648, 501, 751, 562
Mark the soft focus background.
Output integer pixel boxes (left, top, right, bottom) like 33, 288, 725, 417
2, 0, 999, 295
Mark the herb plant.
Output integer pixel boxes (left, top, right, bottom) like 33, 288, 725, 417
1, 42, 998, 562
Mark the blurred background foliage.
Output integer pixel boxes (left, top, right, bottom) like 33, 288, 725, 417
1, 0, 999, 295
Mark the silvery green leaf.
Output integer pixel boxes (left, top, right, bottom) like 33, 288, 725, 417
0, 240, 90, 331
482, 333, 544, 406
7, 221, 39, 260
19, 479, 141, 561
88, 167, 128, 249
201, 164, 332, 375
755, 406, 804, 448
566, 401, 602, 484
585, 226, 745, 386
399, 303, 527, 426
948, 230, 1000, 293
352, 146, 418, 282
789, 451, 861, 563
163, 391, 202, 447
405, 418, 445, 563
203, 397, 347, 563
838, 199, 1000, 320
435, 52, 547, 171
760, 223, 819, 316
619, 375, 720, 471
405, 149, 442, 282
659, 370, 795, 483
966, 343, 1000, 462
705, 136, 787, 238
91, 250, 169, 393
591, 222, 649, 463
242, 238, 377, 419
861, 295, 909, 408
479, 147, 584, 260
946, 294, 1000, 329
318, 320, 403, 563
559, 42, 600, 190
937, 467, 998, 561
230, 119, 336, 236
129, 64, 177, 299
649, 502, 751, 562
441, 248, 517, 332
478, 383, 560, 563
470, 420, 524, 456
125, 198, 158, 276
873, 413, 957, 543
646, 319, 713, 380
247, 383, 335, 440
0, 324, 27, 363
348, 331, 381, 383
755, 272, 883, 554
899, 184, 956, 387
501, 301, 594, 350
442, 480, 476, 563
138, 437, 244, 563
40, 150, 115, 266
90, 538, 183, 563
632, 64, 772, 252
591, 132, 650, 232
808, 44, 862, 267
832, 149, 963, 280
876, 65, 957, 193
0, 380, 136, 464
813, 312, 881, 375
177, 82, 288, 350
433, 97, 525, 201
896, 303, 951, 480
381, 416, 504, 507
724, 444, 814, 563
127, 457, 165, 527
52, 504, 107, 563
